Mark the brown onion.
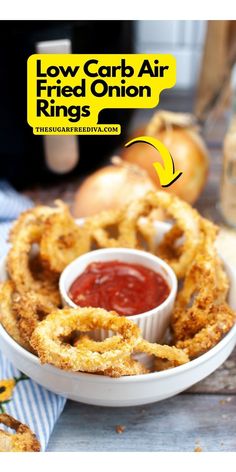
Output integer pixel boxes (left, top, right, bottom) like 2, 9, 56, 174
73, 157, 156, 217
121, 110, 209, 204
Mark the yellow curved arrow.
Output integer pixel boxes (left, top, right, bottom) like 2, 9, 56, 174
125, 136, 182, 187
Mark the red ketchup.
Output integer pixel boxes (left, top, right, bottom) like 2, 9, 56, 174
69, 260, 170, 316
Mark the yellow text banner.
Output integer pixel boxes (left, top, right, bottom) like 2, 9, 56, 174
27, 54, 176, 135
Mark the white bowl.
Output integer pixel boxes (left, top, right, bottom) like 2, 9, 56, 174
59, 248, 177, 343
0, 221, 236, 407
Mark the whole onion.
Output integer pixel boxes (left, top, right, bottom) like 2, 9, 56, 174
121, 110, 209, 204
73, 157, 156, 217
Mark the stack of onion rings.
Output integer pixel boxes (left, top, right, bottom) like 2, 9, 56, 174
0, 190, 234, 376
171, 217, 234, 357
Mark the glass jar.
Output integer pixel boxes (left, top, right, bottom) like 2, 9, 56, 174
220, 115, 236, 227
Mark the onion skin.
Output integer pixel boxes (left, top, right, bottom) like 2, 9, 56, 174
121, 125, 209, 204
73, 162, 156, 217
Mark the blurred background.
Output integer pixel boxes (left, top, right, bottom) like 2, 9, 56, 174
0, 20, 236, 236
136, 21, 206, 95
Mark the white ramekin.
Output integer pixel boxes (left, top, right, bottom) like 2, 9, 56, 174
59, 248, 177, 343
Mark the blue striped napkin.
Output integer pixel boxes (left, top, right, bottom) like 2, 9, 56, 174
0, 181, 66, 451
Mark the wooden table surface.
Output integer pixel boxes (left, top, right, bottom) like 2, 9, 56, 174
23, 98, 236, 452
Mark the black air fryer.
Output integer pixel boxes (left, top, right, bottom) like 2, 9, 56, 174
0, 21, 134, 188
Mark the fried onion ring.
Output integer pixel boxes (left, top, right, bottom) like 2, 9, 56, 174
8, 205, 56, 245
30, 307, 141, 373
102, 358, 149, 377
171, 218, 230, 342
7, 204, 61, 306
117, 191, 202, 278
12, 291, 56, 343
40, 201, 90, 273
153, 358, 176, 371
135, 339, 189, 365
0, 413, 40, 452
85, 204, 158, 252
84, 209, 132, 248
176, 303, 235, 358
73, 335, 148, 377
148, 192, 202, 278
0, 281, 32, 351
157, 225, 183, 262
